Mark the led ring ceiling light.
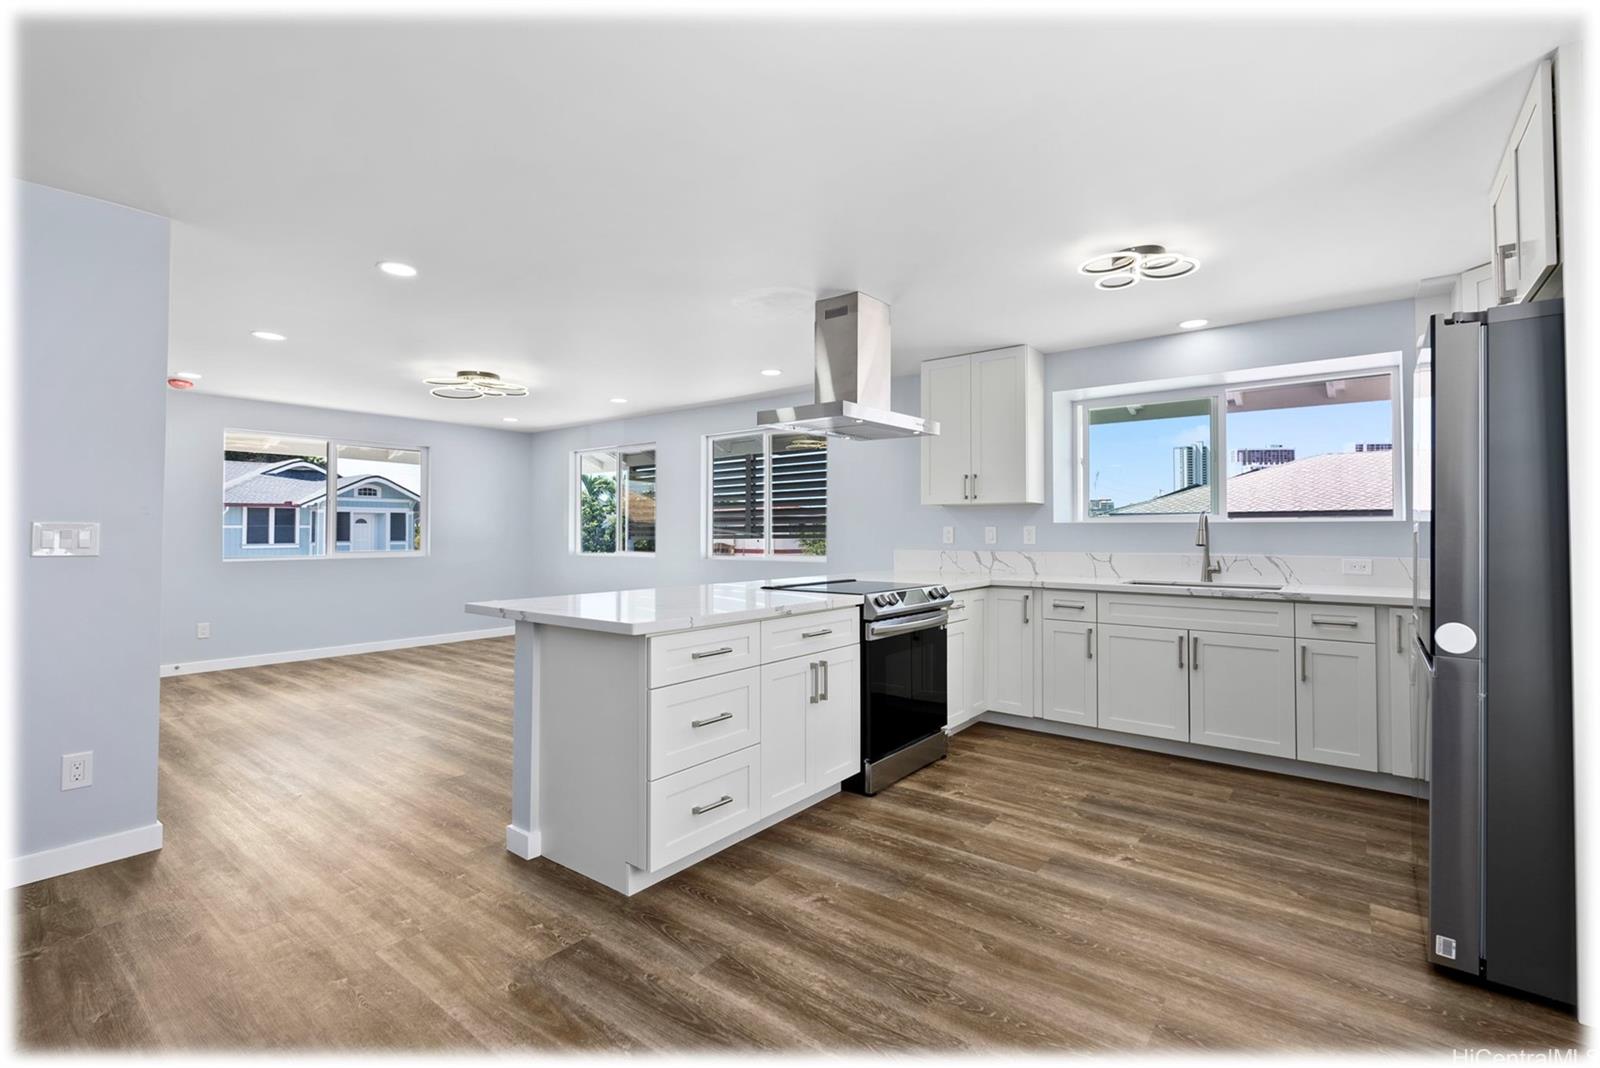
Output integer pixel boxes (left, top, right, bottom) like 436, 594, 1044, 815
1078, 244, 1200, 290
424, 370, 528, 399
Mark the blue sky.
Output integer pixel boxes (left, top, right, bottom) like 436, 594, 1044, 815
1087, 400, 1392, 508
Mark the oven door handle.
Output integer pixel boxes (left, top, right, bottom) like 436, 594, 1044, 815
865, 610, 949, 641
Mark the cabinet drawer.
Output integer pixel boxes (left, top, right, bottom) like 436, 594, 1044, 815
1295, 604, 1376, 643
945, 590, 982, 623
647, 745, 761, 871
760, 608, 858, 662
1096, 591, 1293, 637
1041, 590, 1096, 622
648, 668, 761, 779
649, 622, 761, 688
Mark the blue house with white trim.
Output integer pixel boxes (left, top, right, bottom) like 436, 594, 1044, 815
222, 459, 420, 558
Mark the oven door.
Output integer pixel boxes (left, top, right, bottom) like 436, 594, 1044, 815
861, 613, 948, 763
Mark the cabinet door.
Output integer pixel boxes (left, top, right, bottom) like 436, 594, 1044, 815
1097, 623, 1189, 741
1380, 609, 1418, 778
1296, 638, 1379, 772
945, 619, 969, 729
760, 656, 814, 815
809, 644, 862, 789
921, 355, 972, 505
1041, 620, 1097, 726
1491, 59, 1559, 304
985, 588, 1036, 717
965, 595, 988, 720
970, 349, 1026, 504
1188, 630, 1295, 758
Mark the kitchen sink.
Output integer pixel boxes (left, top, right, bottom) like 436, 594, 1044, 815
1123, 579, 1285, 591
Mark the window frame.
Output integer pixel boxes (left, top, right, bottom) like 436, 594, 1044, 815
1066, 355, 1405, 524
240, 505, 301, 548
703, 429, 829, 561
222, 429, 429, 562
571, 441, 658, 557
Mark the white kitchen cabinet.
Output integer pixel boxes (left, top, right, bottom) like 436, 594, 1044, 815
759, 643, 861, 817
985, 587, 1037, 716
947, 592, 988, 728
1187, 631, 1296, 759
920, 345, 1044, 505
1379, 608, 1421, 779
1041, 619, 1096, 726
1489, 58, 1559, 305
1453, 262, 1496, 313
947, 616, 969, 729
1296, 638, 1379, 772
1096, 623, 1189, 741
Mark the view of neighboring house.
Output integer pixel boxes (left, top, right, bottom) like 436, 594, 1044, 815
222, 458, 421, 558
1110, 448, 1395, 517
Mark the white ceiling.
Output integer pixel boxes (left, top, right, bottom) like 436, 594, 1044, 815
19, 14, 1572, 431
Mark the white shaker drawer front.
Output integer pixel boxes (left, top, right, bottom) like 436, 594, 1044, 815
647, 746, 761, 871
1095, 592, 1294, 637
1294, 604, 1376, 643
760, 608, 858, 662
945, 590, 982, 623
649, 622, 761, 688
1042, 591, 1096, 622
648, 668, 761, 779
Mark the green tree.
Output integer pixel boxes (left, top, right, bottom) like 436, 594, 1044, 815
580, 474, 617, 553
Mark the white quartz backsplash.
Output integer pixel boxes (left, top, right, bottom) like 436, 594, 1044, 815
894, 549, 1417, 591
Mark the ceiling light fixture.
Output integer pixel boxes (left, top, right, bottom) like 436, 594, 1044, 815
250, 330, 286, 341
1178, 319, 1210, 330
423, 370, 528, 399
609, 397, 628, 404
502, 417, 519, 423
377, 261, 418, 278
760, 368, 783, 377
175, 370, 203, 380
1078, 244, 1200, 291
166, 376, 195, 390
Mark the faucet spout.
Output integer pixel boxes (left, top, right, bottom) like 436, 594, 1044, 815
1195, 514, 1221, 583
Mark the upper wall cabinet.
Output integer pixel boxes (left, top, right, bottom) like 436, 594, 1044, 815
1489, 58, 1559, 305
920, 345, 1045, 505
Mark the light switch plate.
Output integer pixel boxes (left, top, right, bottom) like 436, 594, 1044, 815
984, 526, 997, 545
1342, 558, 1373, 576
33, 522, 100, 557
1022, 525, 1037, 545
942, 526, 954, 545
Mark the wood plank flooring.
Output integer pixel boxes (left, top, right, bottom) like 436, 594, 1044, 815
14, 637, 1586, 1051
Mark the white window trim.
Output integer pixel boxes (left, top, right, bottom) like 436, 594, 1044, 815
1062, 352, 1405, 524
241, 505, 301, 548
703, 429, 829, 562
223, 429, 429, 561
571, 441, 658, 557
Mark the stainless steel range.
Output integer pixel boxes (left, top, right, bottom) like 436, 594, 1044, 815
764, 578, 954, 793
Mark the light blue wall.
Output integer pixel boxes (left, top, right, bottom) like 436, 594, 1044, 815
16, 181, 170, 859
525, 299, 1421, 596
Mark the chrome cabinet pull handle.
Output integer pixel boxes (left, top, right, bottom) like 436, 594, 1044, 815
1022, 594, 1030, 625
691, 646, 735, 660
1052, 599, 1086, 610
820, 659, 830, 701
972, 472, 979, 499
1310, 616, 1360, 628
962, 474, 969, 500
692, 795, 734, 815
952, 602, 965, 610
1395, 614, 1405, 654
1086, 627, 1094, 660
1177, 634, 1185, 669
1191, 635, 1200, 670
691, 711, 734, 729
809, 661, 818, 704
1301, 644, 1309, 682
801, 628, 832, 639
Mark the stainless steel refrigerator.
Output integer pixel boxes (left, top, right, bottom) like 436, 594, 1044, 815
1415, 299, 1575, 1005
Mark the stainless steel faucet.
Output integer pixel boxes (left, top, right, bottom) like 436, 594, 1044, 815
1195, 514, 1222, 583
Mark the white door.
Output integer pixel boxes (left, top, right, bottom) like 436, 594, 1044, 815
970, 349, 1024, 504
1041, 619, 1096, 726
350, 514, 377, 551
921, 355, 973, 505
985, 587, 1035, 717
1296, 638, 1379, 772
760, 656, 812, 816
964, 594, 988, 721
809, 644, 861, 788
946, 618, 969, 730
1097, 623, 1189, 741
1188, 630, 1296, 758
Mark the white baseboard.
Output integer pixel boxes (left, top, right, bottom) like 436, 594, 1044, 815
10, 821, 164, 887
505, 823, 541, 860
160, 625, 514, 677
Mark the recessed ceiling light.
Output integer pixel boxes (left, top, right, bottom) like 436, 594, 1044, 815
760, 368, 783, 377
376, 261, 417, 278
609, 397, 628, 404
250, 330, 286, 341
166, 376, 195, 390
1178, 319, 1210, 330
502, 417, 519, 423
175, 370, 203, 380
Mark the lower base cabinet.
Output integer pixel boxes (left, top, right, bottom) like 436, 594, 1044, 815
1041, 619, 1097, 726
1188, 631, 1296, 758
760, 642, 861, 817
986, 588, 1036, 717
1096, 623, 1189, 740
1296, 638, 1379, 771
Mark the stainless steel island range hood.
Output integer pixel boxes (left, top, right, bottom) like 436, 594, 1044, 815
756, 292, 937, 440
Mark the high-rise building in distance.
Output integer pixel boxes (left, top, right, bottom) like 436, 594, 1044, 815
1172, 442, 1210, 491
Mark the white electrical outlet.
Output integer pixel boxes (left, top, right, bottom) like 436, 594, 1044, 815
1022, 525, 1037, 545
1342, 558, 1373, 576
984, 526, 997, 545
62, 752, 93, 791
942, 526, 954, 545
196, 622, 211, 639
